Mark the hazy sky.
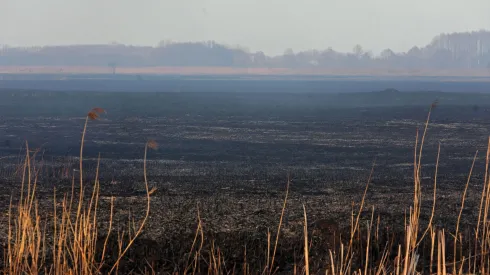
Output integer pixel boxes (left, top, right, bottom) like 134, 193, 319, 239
1, 0, 489, 55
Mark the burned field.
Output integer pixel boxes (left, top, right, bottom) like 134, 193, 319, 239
1, 85, 490, 272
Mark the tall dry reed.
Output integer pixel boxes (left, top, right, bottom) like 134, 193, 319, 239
3, 108, 153, 274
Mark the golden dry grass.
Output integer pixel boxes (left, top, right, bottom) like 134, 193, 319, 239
3, 108, 152, 274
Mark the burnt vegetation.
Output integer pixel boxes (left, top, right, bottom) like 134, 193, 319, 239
2, 86, 490, 273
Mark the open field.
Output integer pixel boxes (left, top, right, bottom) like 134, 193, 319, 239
1, 80, 490, 273
0, 66, 490, 79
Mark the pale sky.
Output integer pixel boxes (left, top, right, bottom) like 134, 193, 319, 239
1, 0, 489, 55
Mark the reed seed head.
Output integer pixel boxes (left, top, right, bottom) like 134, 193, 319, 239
87, 107, 106, 120
431, 100, 438, 109
147, 140, 158, 150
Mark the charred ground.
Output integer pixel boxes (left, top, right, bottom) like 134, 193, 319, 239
0, 81, 490, 272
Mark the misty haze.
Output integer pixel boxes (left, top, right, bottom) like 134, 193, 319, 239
0, 31, 490, 75
1, 1, 490, 274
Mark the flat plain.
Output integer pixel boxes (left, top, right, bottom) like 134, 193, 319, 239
1, 78, 490, 272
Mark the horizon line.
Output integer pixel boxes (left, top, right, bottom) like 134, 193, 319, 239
2, 29, 489, 56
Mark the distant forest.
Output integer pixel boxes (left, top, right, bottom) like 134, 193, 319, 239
1, 30, 490, 70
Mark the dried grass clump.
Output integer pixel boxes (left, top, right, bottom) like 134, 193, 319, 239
2, 108, 152, 274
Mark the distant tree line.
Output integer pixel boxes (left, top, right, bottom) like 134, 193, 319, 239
0, 30, 489, 70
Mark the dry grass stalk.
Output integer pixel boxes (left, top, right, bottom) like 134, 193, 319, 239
268, 176, 290, 274
303, 204, 310, 275
3, 107, 151, 275
453, 151, 478, 273
108, 139, 155, 274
